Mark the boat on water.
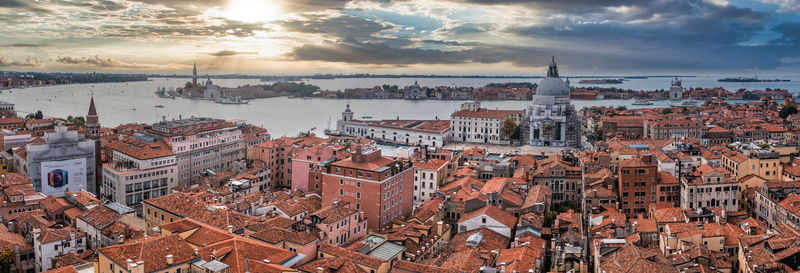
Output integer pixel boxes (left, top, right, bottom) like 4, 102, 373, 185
216, 96, 249, 105
155, 105, 164, 108
671, 98, 699, 107
323, 129, 346, 137
361, 116, 373, 119
632, 97, 653, 105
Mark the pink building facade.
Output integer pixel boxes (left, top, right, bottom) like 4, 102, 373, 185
291, 144, 348, 192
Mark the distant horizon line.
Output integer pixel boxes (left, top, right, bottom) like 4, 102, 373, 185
0, 70, 702, 79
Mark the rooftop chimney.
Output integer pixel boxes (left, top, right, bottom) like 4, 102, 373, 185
131, 261, 144, 273
166, 254, 173, 265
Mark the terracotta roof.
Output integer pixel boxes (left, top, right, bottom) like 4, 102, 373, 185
39, 195, 72, 213
652, 207, 686, 224
249, 227, 319, 245
98, 235, 198, 272
481, 177, 508, 194
440, 249, 485, 272
318, 243, 384, 269
707, 126, 731, 133
393, 260, 460, 273
620, 156, 656, 168
38, 227, 85, 244
522, 185, 551, 210
451, 227, 510, 253
77, 204, 121, 229
268, 195, 321, 218
296, 256, 362, 273
599, 244, 679, 273
65, 191, 100, 208
0, 229, 32, 252
458, 204, 517, 229
497, 245, 543, 272
311, 201, 358, 224
40, 267, 78, 273
107, 137, 174, 160
183, 224, 234, 247
200, 237, 298, 273
412, 158, 448, 170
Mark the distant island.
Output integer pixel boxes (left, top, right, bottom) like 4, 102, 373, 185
578, 79, 625, 84
0, 71, 147, 89
718, 77, 791, 82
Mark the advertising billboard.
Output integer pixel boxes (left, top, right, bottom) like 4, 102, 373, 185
40, 158, 86, 196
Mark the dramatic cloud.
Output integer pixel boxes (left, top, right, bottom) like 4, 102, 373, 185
760, 0, 800, 13
0, 0, 798, 73
205, 50, 258, 57
91, 0, 127, 11
56, 55, 165, 69
4, 43, 49, 48
0, 56, 42, 67
0, 0, 51, 13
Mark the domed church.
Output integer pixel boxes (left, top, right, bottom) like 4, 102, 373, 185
526, 57, 582, 148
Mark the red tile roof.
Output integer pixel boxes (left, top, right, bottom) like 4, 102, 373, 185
98, 235, 198, 272
458, 204, 517, 229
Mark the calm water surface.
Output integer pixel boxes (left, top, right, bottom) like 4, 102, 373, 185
3, 76, 799, 137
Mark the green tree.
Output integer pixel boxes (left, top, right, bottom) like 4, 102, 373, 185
185, 81, 193, 89
67, 116, 85, 127
0, 249, 14, 273
25, 113, 36, 120
543, 211, 556, 227
510, 125, 521, 140
661, 108, 672, 115
500, 117, 517, 139
780, 105, 798, 119
616, 106, 627, 111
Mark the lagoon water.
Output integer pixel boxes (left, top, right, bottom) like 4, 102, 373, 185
3, 76, 800, 137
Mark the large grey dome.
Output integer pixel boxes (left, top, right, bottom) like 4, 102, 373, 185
537, 77, 569, 96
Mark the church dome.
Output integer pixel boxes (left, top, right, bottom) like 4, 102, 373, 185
537, 77, 569, 96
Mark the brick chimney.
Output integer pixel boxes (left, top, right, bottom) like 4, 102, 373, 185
166, 254, 173, 265
130, 261, 144, 273
352, 145, 365, 163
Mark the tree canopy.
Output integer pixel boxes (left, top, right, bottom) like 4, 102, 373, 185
780, 105, 798, 119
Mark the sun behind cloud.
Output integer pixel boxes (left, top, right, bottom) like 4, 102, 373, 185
221, 0, 283, 23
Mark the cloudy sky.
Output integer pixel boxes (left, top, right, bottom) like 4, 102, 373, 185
1, 0, 799, 75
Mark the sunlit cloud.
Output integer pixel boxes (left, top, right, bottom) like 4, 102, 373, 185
0, 0, 797, 74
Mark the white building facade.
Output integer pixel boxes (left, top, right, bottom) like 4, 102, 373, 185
680, 165, 739, 211
669, 77, 684, 100
450, 101, 523, 145
101, 136, 178, 212
337, 104, 451, 147
527, 57, 581, 148
33, 227, 87, 272
412, 159, 448, 208
149, 117, 245, 186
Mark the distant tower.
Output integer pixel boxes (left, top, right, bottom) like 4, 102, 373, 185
192, 61, 198, 89
85, 95, 102, 197
342, 103, 354, 122
85, 94, 100, 140
669, 77, 683, 100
